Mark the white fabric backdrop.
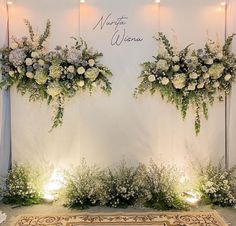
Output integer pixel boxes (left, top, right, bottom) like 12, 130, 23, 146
3, 0, 235, 170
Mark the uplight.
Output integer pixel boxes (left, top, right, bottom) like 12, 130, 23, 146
220, 2, 226, 6
80, 0, 86, 3
155, 0, 160, 3
184, 191, 200, 205
7, 0, 14, 5
43, 169, 64, 202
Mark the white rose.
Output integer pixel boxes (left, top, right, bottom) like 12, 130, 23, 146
224, 74, 232, 81
205, 58, 214, 65
78, 80, 85, 87
189, 72, 199, 79
216, 52, 223, 60
187, 83, 196, 91
38, 59, 45, 66
161, 77, 169, 85
197, 83, 205, 89
148, 74, 156, 82
77, 67, 85, 75
173, 65, 180, 72
68, 65, 75, 73
172, 56, 180, 62
26, 72, 34, 78
25, 58, 33, 66
213, 81, 220, 88
31, 51, 39, 58
203, 73, 210, 79
88, 59, 95, 67
10, 42, 18, 49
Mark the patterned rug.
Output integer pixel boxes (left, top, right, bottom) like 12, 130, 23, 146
13, 211, 227, 226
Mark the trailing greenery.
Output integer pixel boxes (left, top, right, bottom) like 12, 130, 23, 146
1, 164, 43, 207
135, 32, 236, 135
0, 20, 112, 131
197, 162, 236, 207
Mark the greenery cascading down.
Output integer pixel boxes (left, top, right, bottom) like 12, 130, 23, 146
0, 20, 113, 130
135, 32, 236, 135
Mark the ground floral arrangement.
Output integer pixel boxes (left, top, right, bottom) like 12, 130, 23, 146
0, 160, 235, 210
0, 20, 112, 130
135, 32, 236, 135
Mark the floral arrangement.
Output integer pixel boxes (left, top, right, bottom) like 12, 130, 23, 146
140, 160, 188, 210
198, 162, 236, 207
0, 20, 112, 130
2, 163, 43, 206
101, 160, 145, 208
135, 32, 236, 134
63, 160, 105, 209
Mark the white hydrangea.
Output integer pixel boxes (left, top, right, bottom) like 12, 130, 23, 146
173, 65, 180, 72
156, 59, 169, 71
31, 51, 39, 58
47, 81, 62, 97
49, 63, 62, 79
208, 64, 224, 79
34, 69, 47, 85
85, 68, 100, 81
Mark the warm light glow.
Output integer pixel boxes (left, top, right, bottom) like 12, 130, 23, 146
185, 191, 200, 205
220, 1, 226, 6
155, 0, 160, 3
43, 193, 55, 202
7, 0, 13, 4
179, 175, 187, 184
43, 169, 64, 202
80, 0, 86, 3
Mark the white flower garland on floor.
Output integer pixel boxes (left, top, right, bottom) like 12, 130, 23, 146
135, 32, 236, 135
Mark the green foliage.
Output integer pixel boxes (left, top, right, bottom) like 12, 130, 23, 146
63, 160, 105, 209
0, 20, 113, 131
197, 161, 236, 207
2, 164, 43, 207
135, 32, 236, 135
140, 160, 188, 210
101, 160, 145, 208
